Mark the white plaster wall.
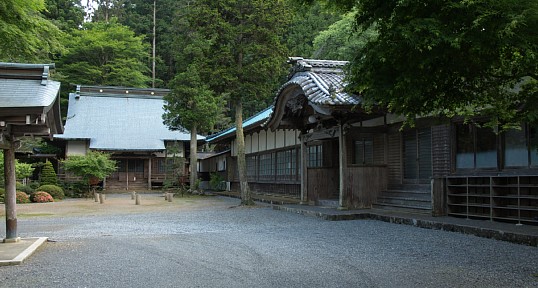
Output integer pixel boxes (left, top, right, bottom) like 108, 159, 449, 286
285, 130, 298, 147
251, 133, 259, 153
258, 130, 267, 151
66, 140, 88, 156
245, 134, 252, 154
266, 129, 275, 150
275, 130, 285, 149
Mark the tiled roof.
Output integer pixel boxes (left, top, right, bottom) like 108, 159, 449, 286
205, 106, 273, 143
278, 58, 360, 106
55, 86, 202, 151
0, 63, 60, 108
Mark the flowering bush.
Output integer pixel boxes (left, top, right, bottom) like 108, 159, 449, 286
30, 191, 54, 203
37, 184, 65, 200
16, 191, 30, 204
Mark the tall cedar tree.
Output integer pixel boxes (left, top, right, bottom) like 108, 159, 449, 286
174, 0, 290, 205
310, 0, 538, 129
163, 63, 223, 190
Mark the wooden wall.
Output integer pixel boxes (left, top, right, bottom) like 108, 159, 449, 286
346, 166, 388, 208
307, 168, 339, 203
387, 130, 402, 186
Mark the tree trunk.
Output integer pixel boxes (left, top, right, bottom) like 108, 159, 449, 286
190, 125, 198, 190
3, 138, 18, 241
235, 101, 254, 205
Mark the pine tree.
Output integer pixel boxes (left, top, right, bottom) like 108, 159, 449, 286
40, 161, 58, 186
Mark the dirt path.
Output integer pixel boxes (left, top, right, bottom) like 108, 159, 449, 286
0, 193, 231, 218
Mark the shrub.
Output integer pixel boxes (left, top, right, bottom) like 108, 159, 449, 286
40, 161, 58, 186
16, 182, 34, 194
28, 181, 41, 190
30, 191, 54, 203
0, 188, 4, 203
16, 191, 30, 204
36, 184, 65, 200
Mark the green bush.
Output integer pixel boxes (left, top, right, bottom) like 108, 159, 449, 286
40, 161, 58, 186
16, 182, 34, 194
30, 191, 54, 203
36, 184, 65, 200
16, 191, 30, 204
28, 181, 41, 190
0, 187, 4, 203
209, 173, 225, 191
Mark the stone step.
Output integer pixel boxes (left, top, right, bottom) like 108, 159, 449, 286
388, 184, 430, 192
376, 196, 432, 208
380, 190, 431, 200
372, 203, 431, 214
318, 199, 339, 208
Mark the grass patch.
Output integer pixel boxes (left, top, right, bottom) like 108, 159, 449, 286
19, 213, 56, 218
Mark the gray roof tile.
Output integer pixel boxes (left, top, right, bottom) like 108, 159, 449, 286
55, 87, 202, 151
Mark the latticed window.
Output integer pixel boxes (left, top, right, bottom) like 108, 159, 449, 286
276, 149, 297, 179
156, 158, 166, 173
354, 138, 374, 164
246, 155, 257, 180
307, 145, 323, 168
259, 153, 275, 177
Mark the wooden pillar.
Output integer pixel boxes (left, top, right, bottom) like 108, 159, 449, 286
3, 138, 19, 242
300, 134, 308, 204
126, 160, 129, 191
338, 123, 347, 210
148, 157, 152, 190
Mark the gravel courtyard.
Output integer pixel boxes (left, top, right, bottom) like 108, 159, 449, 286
0, 194, 537, 288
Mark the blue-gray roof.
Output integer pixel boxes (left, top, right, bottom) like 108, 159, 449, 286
205, 106, 273, 142
55, 86, 203, 151
0, 63, 60, 109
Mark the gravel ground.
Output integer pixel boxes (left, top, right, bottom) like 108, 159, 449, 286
0, 194, 537, 288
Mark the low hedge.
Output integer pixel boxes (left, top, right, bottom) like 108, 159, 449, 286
16, 191, 30, 204
36, 184, 65, 200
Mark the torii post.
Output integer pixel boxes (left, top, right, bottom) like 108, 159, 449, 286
0, 63, 63, 243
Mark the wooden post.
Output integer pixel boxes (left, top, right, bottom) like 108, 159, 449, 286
99, 193, 105, 204
338, 123, 347, 210
3, 138, 20, 242
94, 191, 99, 202
148, 157, 152, 190
135, 194, 141, 205
300, 134, 308, 205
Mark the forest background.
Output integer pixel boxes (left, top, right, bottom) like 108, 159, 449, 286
1, 0, 354, 131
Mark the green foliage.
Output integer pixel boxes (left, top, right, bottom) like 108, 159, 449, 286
0, 188, 4, 203
172, 0, 291, 116
62, 151, 117, 184
0, 0, 64, 62
16, 191, 30, 204
16, 182, 34, 194
0, 153, 35, 184
284, 2, 343, 58
36, 184, 65, 200
312, 11, 377, 61
57, 19, 151, 87
30, 191, 54, 203
209, 173, 225, 191
43, 0, 85, 31
335, 0, 538, 128
40, 161, 58, 186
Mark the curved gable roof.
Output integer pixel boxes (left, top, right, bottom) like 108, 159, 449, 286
266, 58, 360, 130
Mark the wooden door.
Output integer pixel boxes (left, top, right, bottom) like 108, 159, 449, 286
403, 128, 432, 183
